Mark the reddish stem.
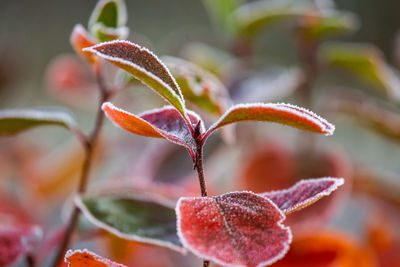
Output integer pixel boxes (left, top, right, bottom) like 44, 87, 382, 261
193, 124, 209, 266
50, 70, 110, 267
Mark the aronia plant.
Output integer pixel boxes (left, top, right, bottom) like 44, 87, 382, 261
0, 1, 346, 267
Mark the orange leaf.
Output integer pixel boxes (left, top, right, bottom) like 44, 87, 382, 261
65, 249, 127, 267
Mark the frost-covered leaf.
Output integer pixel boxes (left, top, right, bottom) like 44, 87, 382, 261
297, 11, 358, 41
233, 0, 311, 38
0, 108, 78, 136
76, 191, 185, 253
176, 191, 291, 267
92, 23, 129, 43
203, 103, 335, 142
163, 56, 230, 116
0, 224, 42, 267
322, 42, 400, 101
65, 249, 127, 267
103, 102, 204, 161
70, 24, 98, 65
261, 177, 344, 214
88, 0, 127, 30
84, 41, 187, 116
203, 0, 244, 34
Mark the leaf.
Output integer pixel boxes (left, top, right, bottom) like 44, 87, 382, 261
261, 177, 344, 214
88, 0, 127, 30
65, 249, 127, 267
321, 42, 400, 101
203, 103, 335, 142
325, 92, 400, 142
0, 224, 42, 267
176, 191, 291, 267
297, 11, 358, 41
70, 24, 98, 65
84, 41, 187, 117
75, 191, 185, 253
0, 108, 78, 136
271, 231, 377, 267
91, 23, 129, 42
163, 56, 230, 116
102, 102, 203, 161
233, 0, 311, 38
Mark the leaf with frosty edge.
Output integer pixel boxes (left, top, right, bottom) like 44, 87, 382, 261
70, 24, 98, 65
92, 23, 129, 42
102, 102, 204, 161
84, 41, 187, 117
177, 191, 291, 267
65, 249, 127, 267
0, 108, 78, 136
202, 103, 335, 142
260, 177, 344, 214
233, 0, 311, 38
0, 224, 42, 267
76, 192, 185, 253
163, 56, 230, 116
88, 0, 127, 30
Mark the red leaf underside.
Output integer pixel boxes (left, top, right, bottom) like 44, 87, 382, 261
65, 249, 127, 267
103, 103, 203, 160
261, 178, 344, 214
177, 192, 291, 267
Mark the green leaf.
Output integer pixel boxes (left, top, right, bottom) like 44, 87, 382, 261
0, 108, 78, 135
92, 23, 129, 42
297, 11, 359, 41
84, 41, 188, 118
89, 0, 127, 30
321, 42, 400, 101
233, 0, 311, 38
163, 56, 230, 116
76, 192, 185, 253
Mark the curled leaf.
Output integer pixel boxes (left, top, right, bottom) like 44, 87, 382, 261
163, 56, 230, 116
70, 24, 98, 65
88, 0, 127, 30
103, 102, 203, 161
321, 42, 400, 101
84, 41, 187, 117
65, 249, 127, 267
203, 103, 335, 142
0, 108, 78, 136
76, 191, 185, 253
91, 23, 129, 42
233, 0, 311, 38
177, 191, 291, 267
261, 177, 344, 214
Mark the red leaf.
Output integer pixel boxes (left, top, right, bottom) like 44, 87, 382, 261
64, 249, 126, 267
0, 224, 42, 267
260, 178, 344, 214
102, 102, 204, 161
202, 103, 335, 142
70, 24, 98, 65
176, 191, 292, 267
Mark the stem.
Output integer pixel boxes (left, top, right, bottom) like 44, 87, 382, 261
50, 71, 110, 267
26, 254, 35, 267
194, 131, 209, 266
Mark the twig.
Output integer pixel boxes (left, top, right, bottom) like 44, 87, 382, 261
50, 70, 110, 267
